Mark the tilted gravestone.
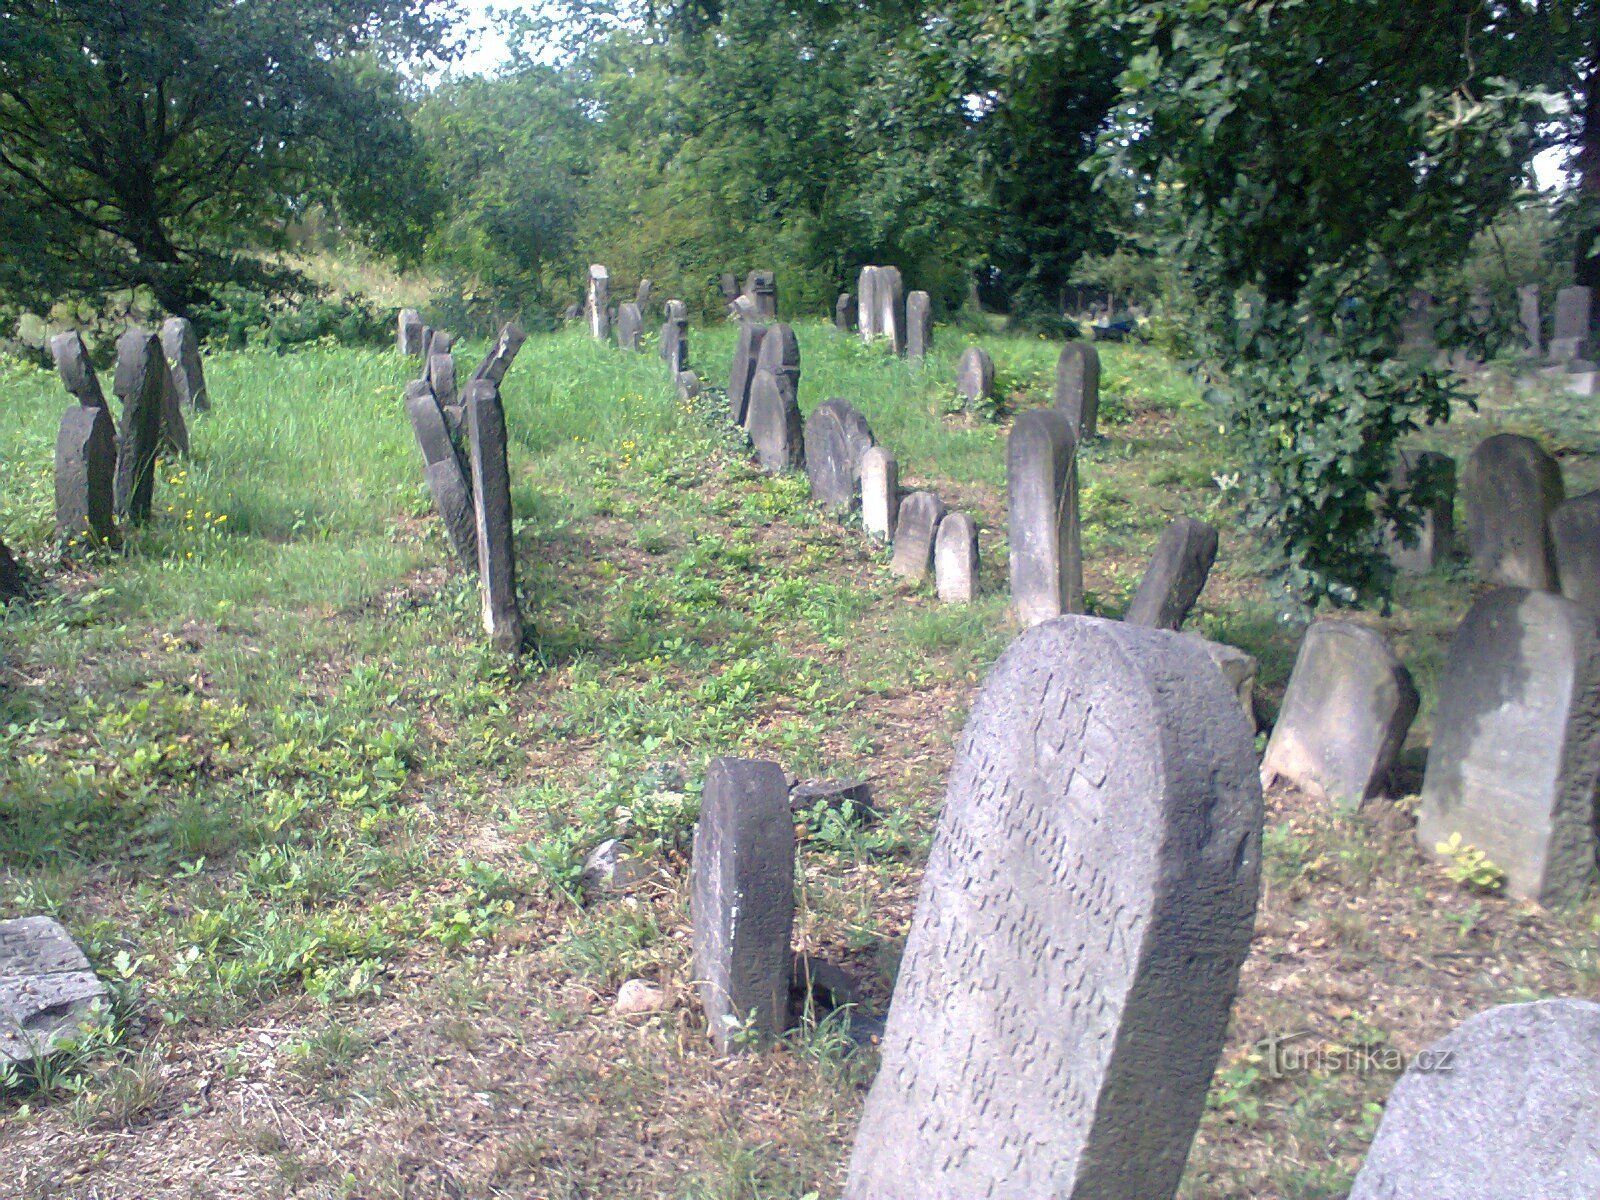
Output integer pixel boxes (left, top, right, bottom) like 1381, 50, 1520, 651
49, 331, 106, 408
586, 264, 610, 341
1519, 284, 1542, 358
857, 267, 881, 342
861, 446, 899, 542
1551, 491, 1600, 616
743, 270, 778, 320
465, 381, 524, 654
398, 308, 425, 356
746, 370, 804, 473
616, 302, 643, 352
1261, 620, 1419, 807
935, 512, 979, 604
1349, 999, 1600, 1200
428, 351, 458, 411
1053, 342, 1101, 440
161, 317, 209, 411
405, 381, 477, 571
1008, 409, 1081, 626
55, 404, 119, 551
844, 617, 1262, 1200
727, 322, 768, 426
956, 346, 995, 408
889, 491, 946, 581
906, 290, 933, 360
1386, 449, 1456, 574
1549, 285, 1593, 362
751, 323, 800, 424
1124, 517, 1218, 630
471, 322, 527, 386
692, 757, 795, 1053
422, 328, 454, 363
660, 300, 690, 372
803, 399, 875, 512
111, 329, 166, 524
1461, 433, 1563, 590
835, 293, 856, 333
1, 917, 107, 1064
1418, 587, 1600, 907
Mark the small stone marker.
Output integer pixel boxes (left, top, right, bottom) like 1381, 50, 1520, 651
587, 264, 610, 341
744, 270, 778, 320
835, 293, 856, 333
857, 267, 881, 341
465, 380, 524, 654
428, 351, 457, 410
1462, 433, 1563, 590
1053, 341, 1101, 440
49, 331, 106, 408
1418, 587, 1600, 906
1386, 449, 1456, 573
803, 399, 875, 512
790, 778, 874, 820
1008, 409, 1081, 625
1349, 999, 1600, 1200
956, 346, 994, 407
398, 308, 425, 355
1519, 284, 1542, 357
111, 329, 166, 524
676, 371, 701, 401
860, 447, 899, 541
1261, 621, 1419, 806
0, 916, 107, 1064
1124, 516, 1218, 630
889, 491, 945, 581
616, 302, 643, 352
727, 322, 768, 426
935, 512, 978, 603
844, 616, 1262, 1200
752, 322, 800, 421
161, 317, 208, 411
1549, 284, 1593, 361
692, 757, 795, 1053
746, 369, 804, 473
1551, 491, 1600, 615
906, 290, 932, 360
471, 322, 527, 386
405, 381, 477, 570
55, 404, 119, 551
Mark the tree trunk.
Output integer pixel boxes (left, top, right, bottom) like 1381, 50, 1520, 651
1576, 37, 1600, 290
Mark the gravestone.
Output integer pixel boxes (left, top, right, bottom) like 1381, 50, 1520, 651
1008, 409, 1081, 625
677, 371, 701, 401
935, 512, 979, 604
111, 329, 166, 524
692, 757, 795, 1053
861, 447, 899, 541
1260, 621, 1419, 806
161, 317, 209, 412
1124, 517, 1218, 631
1551, 491, 1600, 616
857, 267, 881, 342
906, 290, 932, 361
398, 308, 425, 355
423, 329, 454, 361
49, 331, 106, 408
744, 270, 778, 320
956, 346, 995, 408
661, 300, 690, 372
0, 538, 24, 601
746, 370, 804, 473
1549, 285, 1593, 361
465, 381, 524, 654
835, 293, 856, 333
471, 322, 527, 386
1349, 999, 1600, 1200
727, 322, 768, 425
803, 399, 875, 512
844, 616, 1262, 1200
428, 351, 457, 410
405, 381, 477, 570
720, 273, 740, 308
616, 302, 643, 352
587, 264, 610, 341
636, 278, 653, 310
0, 917, 107, 1064
1462, 433, 1563, 590
1519, 285, 1542, 358
889, 491, 945, 581
54, 404, 119, 551
1386, 449, 1457, 573
1183, 633, 1259, 729
1418, 587, 1600, 906
752, 323, 801, 423
1053, 342, 1101, 440
876, 266, 905, 355
153, 353, 189, 458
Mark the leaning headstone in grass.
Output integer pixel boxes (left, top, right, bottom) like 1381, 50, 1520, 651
1053, 341, 1101, 440
471, 322, 527, 386
906, 290, 932, 361
1349, 999, 1600, 1200
744, 270, 778, 320
0, 916, 107, 1064
835, 293, 856, 333
1552, 491, 1600, 616
406, 381, 477, 571
428, 351, 458, 411
1549, 285, 1593, 362
1260, 620, 1419, 807
804, 399, 875, 513
161, 317, 208, 412
55, 404, 119, 552
398, 308, 425, 355
956, 346, 995, 408
1008, 409, 1081, 625
587, 264, 610, 341
49, 331, 105, 408
1519, 285, 1543, 358
752, 322, 801, 422
857, 267, 881, 342
935, 512, 979, 604
1124, 517, 1218, 631
617, 302, 643, 352
728, 322, 768, 426
1418, 587, 1600, 907
1462, 433, 1563, 590
747, 369, 804, 474
845, 616, 1262, 1200
111, 329, 166, 524
1386, 449, 1456, 574
890, 491, 946, 582
466, 380, 523, 654
0, 537, 24, 601
861, 447, 899, 542
692, 756, 795, 1054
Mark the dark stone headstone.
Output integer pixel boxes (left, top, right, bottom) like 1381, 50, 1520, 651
0, 916, 107, 1064
428, 352, 457, 410
1551, 490, 1600, 616
935, 511, 978, 603
751, 323, 800, 423
1053, 342, 1101, 440
727, 322, 768, 426
1418, 587, 1600, 907
1124, 516, 1218, 630
1462, 433, 1563, 590
956, 346, 995, 407
1386, 449, 1456, 574
161, 317, 209, 412
790, 778, 874, 820
1349, 1000, 1600, 1200
398, 308, 425, 355
692, 757, 795, 1053
154, 353, 189, 458
616, 302, 643, 352
54, 404, 119, 552
861, 446, 899, 541
844, 616, 1262, 1200
743, 270, 777, 320
1519, 285, 1542, 358
906, 290, 932, 360
111, 329, 166, 524
1261, 620, 1419, 806
49, 331, 106, 408
1550, 285, 1593, 362
889, 491, 946, 581
586, 264, 610, 341
835, 293, 856, 333
803, 399, 875, 512
405, 381, 477, 571
471, 322, 527, 386
746, 369, 804, 473
466, 381, 524, 654
1008, 408, 1081, 625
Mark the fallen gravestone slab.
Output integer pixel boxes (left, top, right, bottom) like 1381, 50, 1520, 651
804, 399, 875, 512
1550, 491, 1600, 616
0, 917, 106, 1064
467, 381, 524, 654
956, 346, 994, 408
845, 616, 1261, 1200
1349, 999, 1600, 1200
890, 491, 946, 582
935, 512, 979, 603
751, 323, 800, 424
162, 317, 209, 411
471, 322, 527, 386
727, 322, 768, 426
746, 370, 804, 473
1418, 587, 1600, 907
906, 290, 932, 360
860, 447, 899, 541
1053, 342, 1101, 440
1008, 408, 1081, 625
1462, 433, 1563, 590
1386, 449, 1456, 574
398, 308, 425, 355
616, 303, 643, 352
49, 331, 106, 408
55, 404, 119, 551
1124, 516, 1218, 630
111, 329, 166, 524
405, 381, 477, 570
692, 757, 794, 1053
835, 293, 856, 333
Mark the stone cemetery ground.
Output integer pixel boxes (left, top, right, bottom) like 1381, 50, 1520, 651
1, 323, 1598, 1197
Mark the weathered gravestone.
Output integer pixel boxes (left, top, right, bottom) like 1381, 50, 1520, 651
677, 371, 701, 401
1549, 285, 1593, 362
835, 293, 856, 333
876, 266, 906, 355
906, 290, 932, 361
889, 491, 945, 581
1519, 284, 1543, 358
428, 352, 457, 411
857, 267, 881, 342
1124, 517, 1218, 631
746, 370, 804, 473
398, 308, 425, 356
1183, 632, 1259, 729
1462, 433, 1563, 590
720, 273, 740, 308
152, 351, 189, 458
660, 300, 689, 372
1260, 621, 1419, 806
0, 917, 106, 1064
161, 317, 209, 412
0, 538, 24, 602
692, 757, 795, 1053
422, 328, 454, 362
1349, 999, 1600, 1200
54, 404, 119, 551
616, 302, 643, 352
744, 270, 778, 320
1551, 491, 1600, 616
49, 331, 106, 408
471, 322, 527, 386
405, 381, 477, 570
636, 278, 653, 311
956, 346, 995, 408
861, 446, 899, 542
751, 323, 800, 422
1386, 449, 1457, 574
803, 399, 875, 512
844, 616, 1262, 1200
1008, 409, 1081, 626
586, 265, 610, 341
466, 381, 524, 654
727, 322, 767, 426
934, 512, 978, 604
1053, 342, 1101, 440
111, 329, 166, 524
1418, 587, 1600, 907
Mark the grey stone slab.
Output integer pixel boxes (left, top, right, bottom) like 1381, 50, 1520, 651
1350, 999, 1600, 1200
877, 266, 905, 355
803, 399, 875, 512
1552, 491, 1600, 616
845, 616, 1262, 1200
1551, 285, 1592, 361
1008, 408, 1081, 625
428, 352, 457, 410
956, 346, 994, 406
1462, 433, 1563, 590
1124, 516, 1218, 630
692, 757, 794, 1053
471, 322, 527, 386
1519, 285, 1542, 357
111, 329, 166, 524
861, 447, 899, 542
890, 491, 945, 581
155, 352, 189, 458
719, 273, 739, 304
906, 290, 932, 360
835, 293, 856, 333
0, 916, 106, 1064
1418, 587, 1600, 907
857, 267, 881, 342
747, 369, 804, 474
1182, 633, 1259, 729
743, 270, 777, 320
728, 322, 768, 426
406, 381, 477, 570
617, 302, 643, 352
49, 331, 106, 408
398, 308, 425, 356
790, 778, 874, 820
677, 371, 701, 401
635, 279, 653, 311
1053, 342, 1101, 440
1386, 449, 1456, 574
751, 323, 800, 423
54, 404, 119, 551
466, 381, 524, 654
660, 301, 689, 372
935, 511, 978, 603
587, 264, 610, 341
1261, 620, 1419, 806
161, 317, 208, 411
